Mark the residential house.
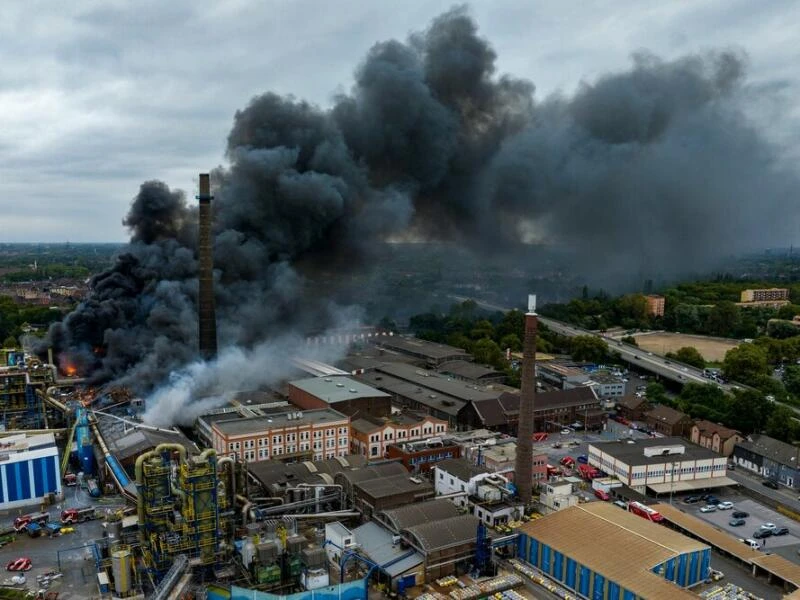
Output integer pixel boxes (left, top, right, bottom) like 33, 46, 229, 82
644, 405, 692, 437
690, 420, 743, 456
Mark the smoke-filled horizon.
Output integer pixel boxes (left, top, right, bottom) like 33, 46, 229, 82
44, 6, 799, 404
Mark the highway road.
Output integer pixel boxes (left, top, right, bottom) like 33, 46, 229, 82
448, 294, 800, 417
537, 316, 726, 390
448, 294, 720, 388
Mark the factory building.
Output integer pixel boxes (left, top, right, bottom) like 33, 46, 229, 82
248, 455, 367, 500
588, 438, 732, 495
462, 387, 603, 434
210, 408, 350, 463
437, 360, 506, 384
385, 437, 461, 473
0, 359, 56, 430
356, 362, 502, 428
349, 411, 448, 459
334, 461, 434, 517
516, 503, 710, 599
287, 376, 391, 419
0, 432, 61, 510
372, 336, 472, 367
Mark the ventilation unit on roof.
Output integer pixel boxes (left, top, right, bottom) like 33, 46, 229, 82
336, 383, 345, 388
349, 389, 357, 393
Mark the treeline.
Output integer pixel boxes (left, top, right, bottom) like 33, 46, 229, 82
407, 300, 579, 386
540, 280, 800, 340
0, 297, 64, 346
649, 381, 797, 442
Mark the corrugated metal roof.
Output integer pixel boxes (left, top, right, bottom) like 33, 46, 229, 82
405, 514, 479, 553
352, 521, 424, 577
435, 458, 489, 482
381, 499, 461, 532
653, 503, 761, 563
355, 473, 433, 500
517, 503, 704, 600
751, 553, 800, 587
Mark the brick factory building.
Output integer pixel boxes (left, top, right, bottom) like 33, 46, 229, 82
287, 376, 392, 418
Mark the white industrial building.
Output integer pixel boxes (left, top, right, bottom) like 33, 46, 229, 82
588, 438, 732, 495
433, 458, 523, 526
0, 432, 61, 510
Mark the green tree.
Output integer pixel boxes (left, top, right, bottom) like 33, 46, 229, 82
722, 343, 769, 385
570, 335, 608, 363
496, 310, 524, 340
472, 338, 503, 367
767, 320, 800, 339
705, 301, 741, 337
765, 404, 800, 443
645, 382, 666, 404
469, 320, 495, 340
726, 390, 773, 434
674, 346, 705, 369
2, 335, 17, 349
620, 336, 637, 346
499, 333, 522, 353
784, 365, 800, 397
777, 304, 800, 320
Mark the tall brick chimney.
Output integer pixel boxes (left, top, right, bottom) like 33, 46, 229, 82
515, 294, 537, 506
197, 173, 217, 360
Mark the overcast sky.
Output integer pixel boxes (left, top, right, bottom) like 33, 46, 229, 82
2, 0, 798, 243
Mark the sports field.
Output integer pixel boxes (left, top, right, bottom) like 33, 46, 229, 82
632, 332, 740, 362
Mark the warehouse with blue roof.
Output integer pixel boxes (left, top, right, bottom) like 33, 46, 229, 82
516, 502, 710, 600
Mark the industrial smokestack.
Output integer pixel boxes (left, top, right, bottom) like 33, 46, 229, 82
197, 174, 217, 360
515, 294, 537, 506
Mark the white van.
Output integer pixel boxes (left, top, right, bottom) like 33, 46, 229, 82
741, 539, 760, 550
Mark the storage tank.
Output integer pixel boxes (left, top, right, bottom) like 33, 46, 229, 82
111, 549, 132, 595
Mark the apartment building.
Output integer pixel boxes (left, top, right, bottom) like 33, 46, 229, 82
740, 288, 789, 303
210, 408, 350, 462
645, 295, 665, 317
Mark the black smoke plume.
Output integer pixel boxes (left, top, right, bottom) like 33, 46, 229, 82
46, 6, 798, 397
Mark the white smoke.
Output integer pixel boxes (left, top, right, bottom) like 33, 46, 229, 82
142, 334, 349, 427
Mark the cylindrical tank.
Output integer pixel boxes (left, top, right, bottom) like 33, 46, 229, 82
111, 549, 132, 595
107, 519, 123, 542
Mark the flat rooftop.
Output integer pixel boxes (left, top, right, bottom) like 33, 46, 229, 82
374, 337, 471, 360
374, 362, 501, 402
212, 408, 348, 436
288, 376, 390, 403
590, 438, 720, 466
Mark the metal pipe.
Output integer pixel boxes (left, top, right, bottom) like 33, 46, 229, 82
280, 512, 360, 518
217, 456, 235, 507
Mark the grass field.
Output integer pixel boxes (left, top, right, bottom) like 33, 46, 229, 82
632, 332, 740, 362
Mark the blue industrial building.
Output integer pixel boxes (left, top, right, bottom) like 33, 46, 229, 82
516, 503, 710, 600
0, 432, 61, 510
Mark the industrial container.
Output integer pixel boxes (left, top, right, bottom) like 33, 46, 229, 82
257, 541, 279, 563
256, 564, 281, 584
111, 548, 132, 594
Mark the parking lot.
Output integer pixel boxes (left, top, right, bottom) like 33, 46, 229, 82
0, 486, 124, 598
686, 492, 800, 551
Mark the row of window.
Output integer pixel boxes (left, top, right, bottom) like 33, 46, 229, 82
409, 451, 455, 465
228, 436, 349, 452
230, 448, 347, 461
368, 424, 445, 443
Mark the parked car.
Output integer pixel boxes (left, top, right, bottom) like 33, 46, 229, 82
762, 480, 779, 490
717, 501, 734, 510
774, 527, 790, 536
732, 511, 749, 519
760, 523, 777, 532
700, 505, 717, 513
706, 497, 721, 505
684, 495, 702, 504
613, 500, 627, 509
577, 455, 588, 464
6, 558, 31, 572
594, 489, 610, 501
753, 529, 772, 539
729, 518, 746, 527
560, 428, 572, 435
